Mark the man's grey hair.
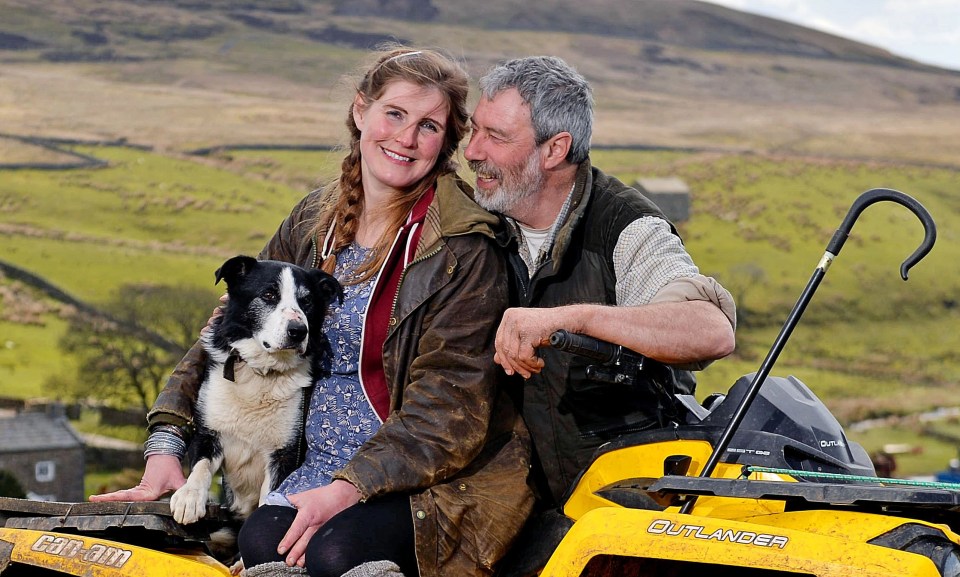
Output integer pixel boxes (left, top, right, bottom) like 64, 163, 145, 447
478, 56, 593, 165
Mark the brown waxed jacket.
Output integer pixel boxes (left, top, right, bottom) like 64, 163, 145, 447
148, 173, 534, 576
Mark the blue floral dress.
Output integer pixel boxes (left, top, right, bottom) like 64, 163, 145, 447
267, 243, 382, 505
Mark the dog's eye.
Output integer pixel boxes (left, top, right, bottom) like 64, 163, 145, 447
299, 294, 313, 309
261, 289, 279, 303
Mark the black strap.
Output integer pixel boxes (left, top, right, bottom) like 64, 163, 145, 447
222, 351, 240, 382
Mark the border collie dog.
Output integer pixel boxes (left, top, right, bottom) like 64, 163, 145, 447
170, 255, 341, 527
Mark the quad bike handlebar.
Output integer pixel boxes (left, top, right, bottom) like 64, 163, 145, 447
549, 329, 641, 366
549, 329, 648, 388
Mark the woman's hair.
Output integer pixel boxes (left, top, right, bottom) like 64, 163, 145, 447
310, 46, 470, 282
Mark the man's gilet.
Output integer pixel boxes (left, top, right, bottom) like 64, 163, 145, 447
499, 162, 690, 506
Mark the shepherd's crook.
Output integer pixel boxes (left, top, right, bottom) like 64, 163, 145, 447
679, 188, 937, 515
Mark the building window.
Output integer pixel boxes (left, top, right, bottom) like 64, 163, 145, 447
35, 461, 56, 483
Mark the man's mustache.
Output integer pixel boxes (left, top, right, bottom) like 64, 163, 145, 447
468, 160, 502, 180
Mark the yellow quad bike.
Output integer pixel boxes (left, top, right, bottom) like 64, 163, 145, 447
0, 188, 954, 577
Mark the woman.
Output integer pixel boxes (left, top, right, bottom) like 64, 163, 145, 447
93, 47, 534, 577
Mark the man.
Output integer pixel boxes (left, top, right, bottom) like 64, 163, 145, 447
464, 56, 737, 507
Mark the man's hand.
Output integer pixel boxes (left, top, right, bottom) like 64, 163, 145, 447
277, 480, 362, 567
89, 454, 186, 502
494, 307, 568, 378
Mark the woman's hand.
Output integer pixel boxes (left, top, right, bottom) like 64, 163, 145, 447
199, 293, 229, 337
277, 480, 362, 567
89, 454, 186, 502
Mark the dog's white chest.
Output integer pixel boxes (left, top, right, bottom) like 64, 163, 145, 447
198, 368, 309, 450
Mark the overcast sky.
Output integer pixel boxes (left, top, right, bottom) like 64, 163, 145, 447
702, 0, 960, 71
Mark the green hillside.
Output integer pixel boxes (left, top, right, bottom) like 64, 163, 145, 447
3, 146, 958, 422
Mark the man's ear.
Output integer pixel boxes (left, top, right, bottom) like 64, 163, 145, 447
542, 132, 572, 170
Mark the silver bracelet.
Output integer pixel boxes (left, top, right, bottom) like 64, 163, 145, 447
143, 429, 187, 460
151, 423, 187, 439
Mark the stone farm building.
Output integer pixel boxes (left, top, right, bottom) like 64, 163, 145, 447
635, 177, 691, 223
0, 407, 85, 502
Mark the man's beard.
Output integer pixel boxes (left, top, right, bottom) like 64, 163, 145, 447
469, 150, 545, 218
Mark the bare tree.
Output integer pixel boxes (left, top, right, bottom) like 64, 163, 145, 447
50, 284, 215, 412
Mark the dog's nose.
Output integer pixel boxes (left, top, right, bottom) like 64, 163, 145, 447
287, 322, 308, 343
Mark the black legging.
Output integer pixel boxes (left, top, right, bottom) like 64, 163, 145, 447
237, 493, 419, 577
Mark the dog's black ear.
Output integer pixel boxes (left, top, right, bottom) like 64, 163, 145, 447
215, 255, 259, 286
308, 269, 344, 305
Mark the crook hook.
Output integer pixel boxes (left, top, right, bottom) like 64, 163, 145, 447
825, 188, 937, 280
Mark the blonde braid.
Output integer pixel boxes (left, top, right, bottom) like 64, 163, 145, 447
319, 129, 364, 275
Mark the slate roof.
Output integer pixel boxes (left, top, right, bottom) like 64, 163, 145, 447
0, 412, 85, 452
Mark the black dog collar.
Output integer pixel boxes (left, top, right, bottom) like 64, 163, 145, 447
223, 351, 241, 382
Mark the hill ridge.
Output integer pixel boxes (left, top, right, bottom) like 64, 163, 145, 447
2, 0, 959, 163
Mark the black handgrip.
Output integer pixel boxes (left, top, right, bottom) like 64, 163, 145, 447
549, 329, 618, 364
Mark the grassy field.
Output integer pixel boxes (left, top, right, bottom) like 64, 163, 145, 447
2, 145, 959, 478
